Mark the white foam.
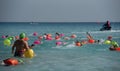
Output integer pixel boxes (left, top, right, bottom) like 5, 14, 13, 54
92, 30, 120, 33
72, 30, 120, 34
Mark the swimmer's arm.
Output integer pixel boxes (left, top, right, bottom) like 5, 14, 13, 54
86, 32, 93, 39
12, 43, 15, 54
24, 41, 29, 50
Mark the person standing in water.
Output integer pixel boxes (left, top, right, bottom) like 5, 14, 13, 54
12, 33, 29, 57
103, 20, 111, 30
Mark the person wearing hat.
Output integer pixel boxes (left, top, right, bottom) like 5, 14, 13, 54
12, 33, 29, 57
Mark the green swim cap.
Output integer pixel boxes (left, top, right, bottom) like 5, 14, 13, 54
19, 33, 26, 39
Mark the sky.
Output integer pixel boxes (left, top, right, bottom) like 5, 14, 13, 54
0, 0, 120, 22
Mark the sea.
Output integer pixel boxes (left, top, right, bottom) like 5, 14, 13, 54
0, 22, 120, 71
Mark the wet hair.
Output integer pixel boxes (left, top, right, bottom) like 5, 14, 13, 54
31, 44, 35, 46
56, 32, 60, 35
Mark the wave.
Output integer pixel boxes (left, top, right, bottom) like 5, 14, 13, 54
71, 30, 120, 34
110, 30, 120, 32
30, 22, 39, 24
52, 42, 76, 49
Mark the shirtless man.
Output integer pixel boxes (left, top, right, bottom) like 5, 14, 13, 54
12, 33, 29, 57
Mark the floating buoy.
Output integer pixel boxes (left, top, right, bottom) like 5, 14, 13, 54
56, 41, 62, 46
88, 39, 95, 44
60, 34, 64, 37
115, 47, 120, 51
71, 34, 77, 38
104, 40, 111, 44
34, 40, 41, 45
109, 47, 120, 51
3, 39, 11, 46
24, 49, 35, 58
23, 37, 29, 41
2, 35, 6, 38
3, 58, 19, 66
33, 32, 38, 36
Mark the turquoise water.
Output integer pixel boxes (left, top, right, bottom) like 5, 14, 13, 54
0, 22, 120, 71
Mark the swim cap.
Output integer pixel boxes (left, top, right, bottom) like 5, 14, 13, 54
19, 33, 26, 39
107, 36, 112, 40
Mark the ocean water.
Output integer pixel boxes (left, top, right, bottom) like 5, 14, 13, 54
0, 22, 120, 71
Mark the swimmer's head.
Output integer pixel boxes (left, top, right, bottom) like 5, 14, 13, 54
19, 33, 26, 39
107, 36, 112, 40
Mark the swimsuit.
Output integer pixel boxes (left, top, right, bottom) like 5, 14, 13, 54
14, 50, 24, 57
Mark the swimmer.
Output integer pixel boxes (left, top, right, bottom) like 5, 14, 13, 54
81, 40, 88, 45
29, 44, 35, 49
86, 32, 96, 44
95, 39, 105, 44
103, 20, 111, 30
12, 33, 29, 57
43, 33, 47, 39
64, 37, 70, 40
55, 32, 60, 36
75, 40, 82, 46
109, 41, 119, 50
86, 32, 93, 40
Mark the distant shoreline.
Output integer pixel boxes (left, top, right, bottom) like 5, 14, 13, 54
0, 21, 120, 23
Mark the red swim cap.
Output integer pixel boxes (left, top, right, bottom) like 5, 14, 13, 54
107, 36, 112, 40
